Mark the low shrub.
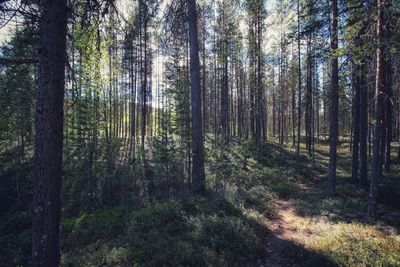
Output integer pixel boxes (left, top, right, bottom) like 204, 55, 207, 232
310, 223, 400, 266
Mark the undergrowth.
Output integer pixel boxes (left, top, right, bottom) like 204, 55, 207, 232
309, 222, 400, 266
2, 139, 400, 266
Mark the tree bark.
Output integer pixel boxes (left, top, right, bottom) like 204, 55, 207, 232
359, 63, 368, 185
351, 64, 361, 182
188, 0, 205, 194
384, 61, 392, 172
305, 35, 313, 156
326, 0, 339, 197
32, 0, 67, 265
255, 9, 263, 147
296, 0, 301, 156
368, 0, 385, 218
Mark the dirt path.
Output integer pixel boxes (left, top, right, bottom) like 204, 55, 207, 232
264, 198, 316, 266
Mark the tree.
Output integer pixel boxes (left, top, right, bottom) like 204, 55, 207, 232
31, 0, 67, 265
296, 0, 302, 156
188, 0, 206, 194
247, 0, 265, 147
326, 0, 339, 197
359, 61, 368, 185
351, 62, 361, 182
368, 0, 386, 218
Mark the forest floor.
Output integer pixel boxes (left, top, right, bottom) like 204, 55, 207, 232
265, 195, 317, 266
262, 142, 400, 266
1, 139, 400, 266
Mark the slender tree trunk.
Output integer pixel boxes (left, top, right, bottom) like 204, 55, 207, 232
359, 63, 368, 185
292, 45, 296, 148
296, 0, 301, 156
221, 38, 229, 142
305, 35, 313, 156
351, 64, 361, 182
255, 11, 262, 147
384, 61, 392, 172
368, 0, 386, 218
188, 0, 205, 194
32, 0, 67, 265
272, 67, 276, 139
202, 7, 207, 135
141, 4, 148, 153
326, 0, 339, 197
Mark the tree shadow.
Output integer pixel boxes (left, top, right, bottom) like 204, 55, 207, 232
249, 141, 400, 231
266, 234, 338, 267
116, 189, 337, 266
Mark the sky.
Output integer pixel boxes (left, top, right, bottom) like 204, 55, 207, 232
0, 20, 14, 46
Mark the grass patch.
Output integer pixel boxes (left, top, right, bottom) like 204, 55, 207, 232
61, 195, 268, 266
309, 222, 400, 266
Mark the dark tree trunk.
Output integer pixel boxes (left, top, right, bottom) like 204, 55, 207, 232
326, 0, 339, 197
296, 0, 301, 156
305, 35, 313, 156
368, 0, 386, 218
272, 67, 276, 139
188, 0, 205, 194
255, 11, 262, 147
249, 22, 256, 141
130, 42, 138, 159
202, 8, 207, 135
384, 61, 392, 172
351, 64, 361, 182
141, 1, 148, 152
221, 38, 229, 142
359, 63, 368, 185
32, 0, 67, 265
292, 47, 296, 149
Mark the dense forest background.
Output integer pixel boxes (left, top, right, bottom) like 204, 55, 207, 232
1, 0, 400, 266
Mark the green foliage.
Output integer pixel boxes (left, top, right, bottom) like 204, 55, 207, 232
0, 211, 31, 266
127, 201, 198, 265
0, 23, 36, 146
150, 136, 186, 198
61, 207, 127, 266
62, 242, 129, 267
60, 195, 268, 266
127, 197, 266, 266
311, 223, 400, 267
240, 185, 276, 217
63, 207, 125, 246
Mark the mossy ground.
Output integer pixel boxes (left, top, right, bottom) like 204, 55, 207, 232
1, 139, 399, 266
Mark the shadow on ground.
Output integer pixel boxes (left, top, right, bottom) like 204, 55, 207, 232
253, 140, 400, 231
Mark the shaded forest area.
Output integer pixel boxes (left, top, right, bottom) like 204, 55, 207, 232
1, 0, 400, 266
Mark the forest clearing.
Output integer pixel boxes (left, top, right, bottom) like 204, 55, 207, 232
1, 0, 400, 266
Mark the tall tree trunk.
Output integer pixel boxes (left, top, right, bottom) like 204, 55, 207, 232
384, 59, 392, 172
305, 35, 313, 156
368, 0, 386, 218
272, 66, 276, 139
296, 0, 301, 156
359, 63, 368, 185
255, 11, 262, 147
221, 38, 229, 142
141, 2, 148, 153
32, 0, 67, 265
326, 0, 339, 197
292, 65, 296, 148
351, 64, 361, 182
202, 7, 207, 136
188, 0, 205, 194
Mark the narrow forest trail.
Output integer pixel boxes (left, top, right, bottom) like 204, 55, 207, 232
264, 199, 309, 266
263, 183, 323, 266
